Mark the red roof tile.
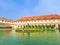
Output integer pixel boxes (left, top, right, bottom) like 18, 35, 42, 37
16, 14, 60, 22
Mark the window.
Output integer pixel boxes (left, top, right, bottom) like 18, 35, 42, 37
39, 20, 41, 22
43, 20, 45, 22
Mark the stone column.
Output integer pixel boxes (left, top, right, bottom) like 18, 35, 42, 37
55, 24, 58, 29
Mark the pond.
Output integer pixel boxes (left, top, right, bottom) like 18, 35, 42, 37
0, 30, 60, 45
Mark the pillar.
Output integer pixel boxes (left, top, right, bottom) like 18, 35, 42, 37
55, 24, 58, 29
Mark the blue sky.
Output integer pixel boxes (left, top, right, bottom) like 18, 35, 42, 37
0, 0, 60, 20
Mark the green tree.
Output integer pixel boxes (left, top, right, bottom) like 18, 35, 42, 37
50, 24, 55, 29
46, 25, 50, 31
35, 25, 38, 29
38, 25, 42, 29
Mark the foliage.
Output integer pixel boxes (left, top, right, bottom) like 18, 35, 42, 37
16, 24, 56, 32
15, 28, 22, 30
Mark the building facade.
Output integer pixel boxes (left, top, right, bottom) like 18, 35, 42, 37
15, 14, 60, 29
0, 14, 60, 29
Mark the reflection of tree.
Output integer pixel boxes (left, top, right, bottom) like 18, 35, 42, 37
22, 32, 30, 39
22, 32, 30, 45
27, 32, 30, 39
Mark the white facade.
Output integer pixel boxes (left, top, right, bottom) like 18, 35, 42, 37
12, 19, 60, 29
0, 19, 60, 29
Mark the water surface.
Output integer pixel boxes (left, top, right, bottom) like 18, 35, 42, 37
0, 30, 60, 45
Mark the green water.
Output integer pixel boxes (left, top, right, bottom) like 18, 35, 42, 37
0, 30, 60, 45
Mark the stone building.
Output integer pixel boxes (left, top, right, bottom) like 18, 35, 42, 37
0, 14, 60, 30
15, 14, 60, 29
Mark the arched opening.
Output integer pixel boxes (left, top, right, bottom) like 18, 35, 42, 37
58, 25, 60, 29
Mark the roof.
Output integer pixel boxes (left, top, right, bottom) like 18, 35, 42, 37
0, 18, 14, 22
16, 14, 60, 22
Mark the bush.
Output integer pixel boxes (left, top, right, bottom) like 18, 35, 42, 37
15, 28, 22, 30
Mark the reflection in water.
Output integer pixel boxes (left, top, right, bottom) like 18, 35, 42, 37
0, 30, 11, 38
21, 32, 30, 40
58, 29, 60, 32
27, 32, 30, 39
5, 30, 12, 36
0, 30, 60, 45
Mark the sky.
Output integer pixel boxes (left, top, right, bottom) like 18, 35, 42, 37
0, 0, 60, 20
